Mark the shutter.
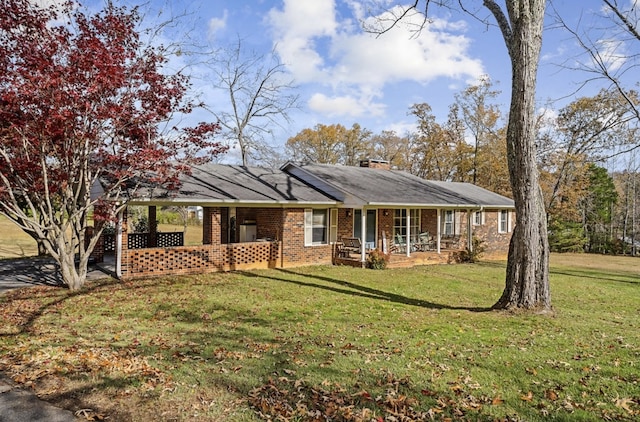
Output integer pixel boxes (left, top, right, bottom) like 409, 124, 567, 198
329, 208, 338, 243
304, 209, 313, 246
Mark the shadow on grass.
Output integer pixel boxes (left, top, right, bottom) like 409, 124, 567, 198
0, 273, 188, 338
550, 267, 640, 285
240, 268, 492, 312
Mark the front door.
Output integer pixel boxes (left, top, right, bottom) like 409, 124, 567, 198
353, 209, 377, 250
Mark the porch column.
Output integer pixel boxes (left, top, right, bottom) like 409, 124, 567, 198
406, 208, 411, 257
467, 209, 473, 251
436, 208, 441, 254
148, 206, 157, 248
202, 207, 221, 245
115, 208, 126, 278
360, 208, 367, 263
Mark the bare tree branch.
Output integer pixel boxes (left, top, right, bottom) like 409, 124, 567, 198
207, 37, 300, 166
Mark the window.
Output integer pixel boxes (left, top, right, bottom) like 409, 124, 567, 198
473, 211, 484, 226
305, 209, 328, 246
393, 209, 419, 241
499, 210, 510, 233
443, 210, 455, 235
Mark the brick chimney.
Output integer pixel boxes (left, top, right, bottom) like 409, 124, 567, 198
359, 159, 391, 170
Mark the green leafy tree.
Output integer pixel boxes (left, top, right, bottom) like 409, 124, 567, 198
583, 164, 619, 253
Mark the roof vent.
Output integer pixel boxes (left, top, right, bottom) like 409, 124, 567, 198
359, 159, 390, 170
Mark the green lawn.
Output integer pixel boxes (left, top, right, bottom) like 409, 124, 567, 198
0, 255, 638, 421
0, 215, 38, 258
0, 215, 202, 259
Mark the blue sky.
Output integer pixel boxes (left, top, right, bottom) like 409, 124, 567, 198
79, 0, 636, 164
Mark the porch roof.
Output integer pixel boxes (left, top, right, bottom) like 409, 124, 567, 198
127, 164, 338, 206
282, 163, 515, 209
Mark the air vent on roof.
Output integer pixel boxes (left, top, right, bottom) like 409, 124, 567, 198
359, 159, 390, 170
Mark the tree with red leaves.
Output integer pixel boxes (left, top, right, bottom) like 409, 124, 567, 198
0, 0, 225, 289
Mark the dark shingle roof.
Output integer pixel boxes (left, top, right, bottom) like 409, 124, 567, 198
129, 164, 338, 206
285, 163, 514, 208
425, 181, 515, 207
128, 162, 514, 209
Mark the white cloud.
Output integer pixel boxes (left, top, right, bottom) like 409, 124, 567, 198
308, 93, 386, 117
594, 38, 626, 72
266, 1, 484, 120
208, 10, 228, 39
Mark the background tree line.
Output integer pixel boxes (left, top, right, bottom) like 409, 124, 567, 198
285, 78, 640, 256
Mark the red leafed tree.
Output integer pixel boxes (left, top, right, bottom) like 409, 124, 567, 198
0, 0, 225, 289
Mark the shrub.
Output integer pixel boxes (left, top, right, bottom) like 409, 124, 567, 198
366, 249, 389, 269
449, 237, 485, 263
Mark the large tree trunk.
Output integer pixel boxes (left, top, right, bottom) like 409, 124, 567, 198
487, 0, 551, 311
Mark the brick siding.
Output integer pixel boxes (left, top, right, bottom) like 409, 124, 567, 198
471, 209, 513, 259
115, 205, 513, 279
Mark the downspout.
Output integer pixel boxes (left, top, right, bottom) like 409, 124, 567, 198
360, 208, 367, 263
436, 209, 441, 254
406, 207, 411, 257
469, 206, 484, 252
467, 209, 473, 252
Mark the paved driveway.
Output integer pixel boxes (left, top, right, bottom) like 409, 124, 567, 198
0, 257, 114, 294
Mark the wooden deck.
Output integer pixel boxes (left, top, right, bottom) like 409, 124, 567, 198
334, 250, 458, 269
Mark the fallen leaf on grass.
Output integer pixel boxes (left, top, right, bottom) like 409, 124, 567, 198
74, 409, 106, 420
615, 397, 636, 414
545, 389, 559, 401
491, 396, 504, 406
520, 391, 533, 402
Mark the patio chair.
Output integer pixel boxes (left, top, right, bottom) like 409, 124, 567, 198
417, 232, 434, 251
393, 233, 406, 253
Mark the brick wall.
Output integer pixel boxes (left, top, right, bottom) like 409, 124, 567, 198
377, 209, 394, 250
86, 226, 104, 263
119, 206, 334, 279
280, 208, 332, 267
236, 208, 256, 225
115, 205, 513, 279
337, 209, 352, 241
420, 209, 438, 237
472, 209, 513, 259
120, 241, 281, 279
202, 207, 222, 245
256, 208, 284, 240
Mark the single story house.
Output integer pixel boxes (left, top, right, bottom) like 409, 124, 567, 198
98, 160, 515, 279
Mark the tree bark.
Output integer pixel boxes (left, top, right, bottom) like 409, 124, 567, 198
486, 0, 551, 311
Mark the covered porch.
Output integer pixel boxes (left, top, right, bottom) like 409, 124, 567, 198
333, 206, 474, 266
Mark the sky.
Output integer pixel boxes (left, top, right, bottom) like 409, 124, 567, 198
80, 0, 637, 165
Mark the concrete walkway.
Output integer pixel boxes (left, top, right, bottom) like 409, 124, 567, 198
0, 376, 77, 422
0, 256, 115, 421
0, 256, 115, 294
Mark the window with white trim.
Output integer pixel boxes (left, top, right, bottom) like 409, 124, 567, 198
393, 209, 419, 240
498, 210, 511, 233
305, 209, 328, 246
443, 210, 456, 236
473, 211, 484, 226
